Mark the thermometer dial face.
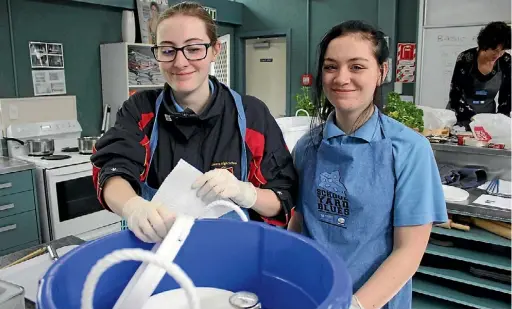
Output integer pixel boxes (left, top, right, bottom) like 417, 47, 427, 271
229, 291, 260, 308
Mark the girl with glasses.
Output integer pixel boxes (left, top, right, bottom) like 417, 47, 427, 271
91, 1, 297, 243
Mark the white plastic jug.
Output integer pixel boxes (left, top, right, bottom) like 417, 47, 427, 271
275, 109, 312, 151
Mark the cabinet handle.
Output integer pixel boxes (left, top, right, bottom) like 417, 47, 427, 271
0, 224, 16, 233
0, 203, 14, 211
0, 183, 12, 190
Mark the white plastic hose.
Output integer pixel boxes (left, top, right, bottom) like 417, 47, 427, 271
200, 200, 249, 222
81, 248, 200, 309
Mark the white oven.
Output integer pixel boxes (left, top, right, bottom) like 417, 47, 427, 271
41, 162, 121, 242
6, 119, 122, 242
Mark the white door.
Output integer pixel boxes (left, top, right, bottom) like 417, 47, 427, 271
210, 34, 231, 87
245, 37, 287, 117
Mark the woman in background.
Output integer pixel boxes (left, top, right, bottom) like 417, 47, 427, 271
288, 21, 447, 309
448, 21, 511, 128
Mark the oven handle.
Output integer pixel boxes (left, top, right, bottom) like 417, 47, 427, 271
0, 203, 14, 211
0, 224, 16, 233
51, 170, 92, 177
0, 182, 12, 190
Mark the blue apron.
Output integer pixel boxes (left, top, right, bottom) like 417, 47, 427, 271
298, 112, 411, 309
136, 83, 250, 222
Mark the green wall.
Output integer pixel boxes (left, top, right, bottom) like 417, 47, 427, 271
309, 0, 379, 71
236, 0, 394, 110
1, 0, 420, 130
235, 0, 306, 107
1, 0, 122, 136
396, 0, 419, 96
0, 0, 15, 98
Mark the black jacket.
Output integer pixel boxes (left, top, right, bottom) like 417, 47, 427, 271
449, 47, 511, 123
91, 77, 297, 225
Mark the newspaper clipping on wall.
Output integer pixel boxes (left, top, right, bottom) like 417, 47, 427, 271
136, 0, 169, 45
32, 70, 66, 96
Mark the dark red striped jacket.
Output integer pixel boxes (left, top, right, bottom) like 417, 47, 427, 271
91, 77, 297, 226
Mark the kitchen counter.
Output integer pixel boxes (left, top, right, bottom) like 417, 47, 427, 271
431, 142, 511, 157
0, 156, 35, 175
432, 142, 511, 182
446, 188, 511, 223
0, 236, 85, 309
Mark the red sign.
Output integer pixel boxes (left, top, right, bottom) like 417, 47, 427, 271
398, 43, 415, 61
396, 43, 416, 83
301, 74, 313, 87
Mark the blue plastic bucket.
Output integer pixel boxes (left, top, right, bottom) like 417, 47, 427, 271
38, 220, 352, 309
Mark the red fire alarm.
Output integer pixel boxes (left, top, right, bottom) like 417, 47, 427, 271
301, 74, 313, 86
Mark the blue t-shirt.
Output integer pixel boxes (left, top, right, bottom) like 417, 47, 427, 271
294, 109, 448, 227
293, 108, 448, 309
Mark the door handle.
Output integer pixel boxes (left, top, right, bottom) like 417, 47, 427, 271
0, 203, 14, 211
0, 224, 16, 233
0, 182, 12, 190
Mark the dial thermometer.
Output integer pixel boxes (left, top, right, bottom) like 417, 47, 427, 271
229, 291, 262, 309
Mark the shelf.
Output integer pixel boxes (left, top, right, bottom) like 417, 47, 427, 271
417, 266, 511, 294
412, 293, 463, 309
413, 278, 510, 309
128, 84, 164, 89
426, 244, 511, 271
431, 226, 511, 247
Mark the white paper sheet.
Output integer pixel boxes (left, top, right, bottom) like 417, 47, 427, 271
473, 194, 512, 210
151, 159, 232, 219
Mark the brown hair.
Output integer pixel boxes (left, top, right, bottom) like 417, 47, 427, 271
157, 1, 218, 43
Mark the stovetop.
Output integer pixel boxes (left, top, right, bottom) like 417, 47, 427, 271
6, 120, 91, 169
13, 151, 91, 169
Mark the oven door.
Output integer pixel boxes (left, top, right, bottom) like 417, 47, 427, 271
45, 162, 121, 240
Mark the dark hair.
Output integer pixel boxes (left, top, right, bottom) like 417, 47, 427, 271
312, 20, 389, 133
150, 2, 159, 11
477, 21, 511, 50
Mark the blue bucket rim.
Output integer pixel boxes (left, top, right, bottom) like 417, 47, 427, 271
38, 219, 352, 308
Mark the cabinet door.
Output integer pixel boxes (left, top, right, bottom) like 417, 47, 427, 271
0, 170, 33, 197
0, 211, 38, 251
0, 191, 36, 219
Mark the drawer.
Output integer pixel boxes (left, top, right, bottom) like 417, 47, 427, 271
0, 170, 33, 197
0, 240, 39, 257
0, 211, 38, 252
0, 191, 36, 219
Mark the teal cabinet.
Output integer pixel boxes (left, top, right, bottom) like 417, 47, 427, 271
0, 169, 41, 256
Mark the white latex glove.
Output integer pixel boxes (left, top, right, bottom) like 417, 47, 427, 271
191, 169, 257, 208
122, 196, 176, 243
350, 295, 365, 309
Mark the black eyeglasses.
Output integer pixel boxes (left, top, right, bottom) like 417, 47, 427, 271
151, 43, 212, 62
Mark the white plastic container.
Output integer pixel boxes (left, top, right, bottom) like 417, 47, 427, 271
0, 279, 25, 309
275, 109, 313, 151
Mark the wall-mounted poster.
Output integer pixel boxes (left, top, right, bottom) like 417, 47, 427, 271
32, 70, 66, 96
136, 0, 169, 45
29, 41, 64, 69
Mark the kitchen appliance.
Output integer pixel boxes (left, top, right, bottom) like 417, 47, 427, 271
77, 136, 98, 154
6, 120, 121, 242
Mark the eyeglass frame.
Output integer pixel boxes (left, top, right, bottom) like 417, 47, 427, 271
151, 42, 213, 62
